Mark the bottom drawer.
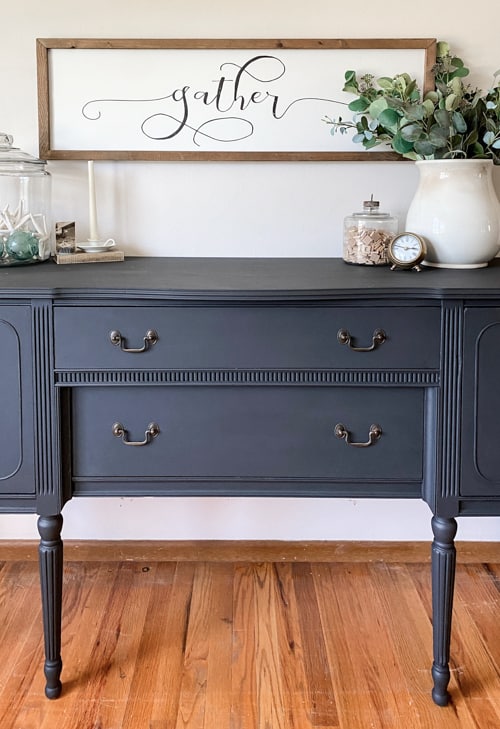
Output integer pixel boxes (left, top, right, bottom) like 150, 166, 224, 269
70, 386, 424, 494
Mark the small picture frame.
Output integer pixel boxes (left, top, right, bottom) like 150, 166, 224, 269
55, 221, 76, 254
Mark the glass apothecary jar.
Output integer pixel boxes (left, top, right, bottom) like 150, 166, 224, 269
343, 196, 398, 265
0, 133, 52, 266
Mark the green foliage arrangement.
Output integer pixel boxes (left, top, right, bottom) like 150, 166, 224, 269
324, 41, 500, 163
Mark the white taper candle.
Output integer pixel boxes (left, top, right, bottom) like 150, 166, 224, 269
87, 160, 100, 241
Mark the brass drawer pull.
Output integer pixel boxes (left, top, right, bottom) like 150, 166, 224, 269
337, 328, 386, 352
110, 329, 158, 353
112, 422, 160, 446
334, 423, 382, 448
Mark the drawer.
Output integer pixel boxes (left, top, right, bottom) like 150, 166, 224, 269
54, 305, 441, 370
70, 386, 424, 488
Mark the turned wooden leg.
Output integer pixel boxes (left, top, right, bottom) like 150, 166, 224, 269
38, 514, 63, 699
431, 515, 457, 706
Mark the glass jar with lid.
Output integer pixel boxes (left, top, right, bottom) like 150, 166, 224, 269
0, 132, 52, 266
343, 196, 398, 265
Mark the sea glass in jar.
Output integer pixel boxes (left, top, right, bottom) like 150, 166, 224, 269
0, 133, 52, 266
343, 196, 398, 265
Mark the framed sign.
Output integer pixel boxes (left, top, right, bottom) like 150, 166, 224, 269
37, 38, 436, 161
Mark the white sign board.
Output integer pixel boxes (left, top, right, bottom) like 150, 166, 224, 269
37, 39, 436, 161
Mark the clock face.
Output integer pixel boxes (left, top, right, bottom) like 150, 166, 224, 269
391, 233, 423, 263
388, 233, 427, 270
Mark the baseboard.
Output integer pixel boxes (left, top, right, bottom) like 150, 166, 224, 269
1, 540, 499, 563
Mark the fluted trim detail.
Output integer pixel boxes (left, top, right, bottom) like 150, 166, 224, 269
440, 304, 463, 498
55, 368, 439, 386
33, 302, 56, 497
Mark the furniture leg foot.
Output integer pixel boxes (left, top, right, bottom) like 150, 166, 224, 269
43, 659, 63, 699
431, 663, 450, 706
38, 514, 64, 699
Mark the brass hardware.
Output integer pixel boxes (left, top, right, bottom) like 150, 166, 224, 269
337, 328, 386, 352
334, 423, 382, 447
112, 422, 160, 446
109, 329, 158, 353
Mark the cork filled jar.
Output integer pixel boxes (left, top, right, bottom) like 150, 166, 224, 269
343, 196, 398, 265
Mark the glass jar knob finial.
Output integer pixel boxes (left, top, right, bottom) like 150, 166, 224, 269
0, 132, 13, 149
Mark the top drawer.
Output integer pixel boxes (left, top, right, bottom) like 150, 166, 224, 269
54, 305, 440, 370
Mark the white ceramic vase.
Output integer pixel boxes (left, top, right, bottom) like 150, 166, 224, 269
405, 159, 500, 269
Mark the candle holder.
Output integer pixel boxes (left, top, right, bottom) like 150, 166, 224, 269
78, 160, 117, 252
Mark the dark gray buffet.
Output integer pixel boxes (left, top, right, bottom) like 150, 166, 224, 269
1, 255, 500, 705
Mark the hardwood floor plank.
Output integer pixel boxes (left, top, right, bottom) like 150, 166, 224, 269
203, 563, 233, 729
289, 562, 338, 727
273, 562, 332, 729
175, 562, 211, 729
231, 564, 259, 729
252, 562, 287, 729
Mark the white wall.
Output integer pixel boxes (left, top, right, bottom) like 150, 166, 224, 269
1, 0, 499, 541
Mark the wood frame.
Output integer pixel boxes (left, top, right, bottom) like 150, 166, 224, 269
36, 38, 436, 162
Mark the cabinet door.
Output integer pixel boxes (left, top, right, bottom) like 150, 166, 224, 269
461, 308, 500, 496
0, 306, 35, 497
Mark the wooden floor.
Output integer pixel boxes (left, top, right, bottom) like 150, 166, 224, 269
1, 545, 500, 728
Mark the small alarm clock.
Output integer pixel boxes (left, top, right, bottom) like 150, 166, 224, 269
387, 232, 427, 271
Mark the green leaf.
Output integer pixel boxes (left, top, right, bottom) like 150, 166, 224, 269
392, 133, 414, 154
414, 139, 437, 156
422, 99, 436, 116
445, 93, 457, 111
376, 76, 394, 91
405, 79, 418, 97
452, 111, 467, 133
452, 65, 469, 78
465, 129, 478, 146
385, 96, 405, 110
402, 150, 419, 160
449, 77, 464, 96
404, 104, 426, 122
436, 41, 450, 57
434, 108, 451, 128
348, 97, 370, 112
378, 107, 400, 128
428, 126, 449, 147
368, 97, 388, 118
399, 123, 423, 142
